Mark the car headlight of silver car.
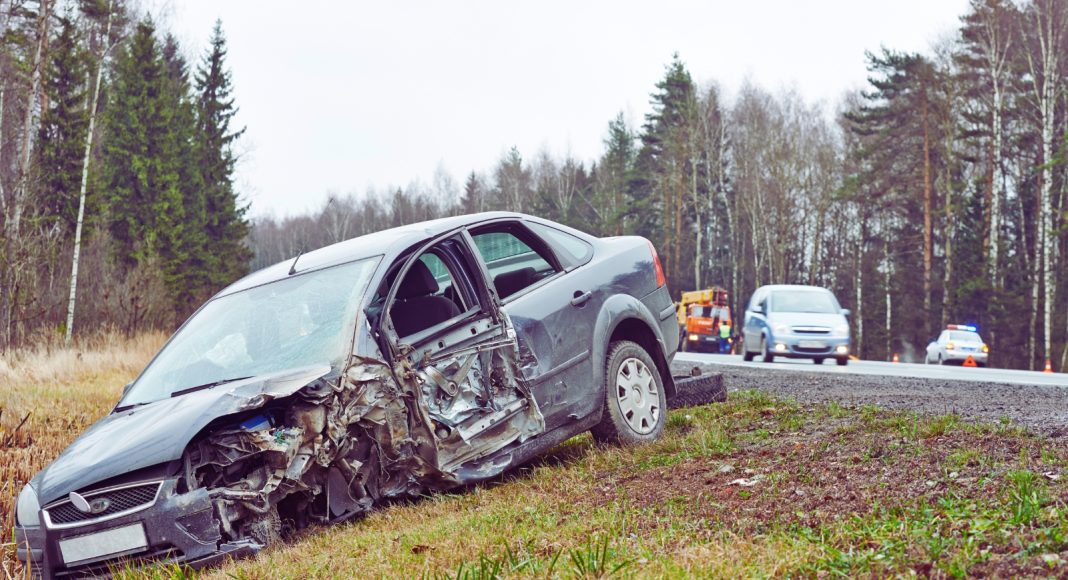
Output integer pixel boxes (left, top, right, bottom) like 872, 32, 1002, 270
773, 324, 788, 334
834, 323, 849, 335
16, 485, 41, 527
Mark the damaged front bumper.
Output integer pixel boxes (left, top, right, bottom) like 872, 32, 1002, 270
17, 478, 260, 578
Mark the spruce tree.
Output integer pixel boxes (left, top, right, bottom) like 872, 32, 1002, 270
35, 13, 88, 235
194, 20, 250, 290
161, 33, 209, 314
102, 19, 172, 264
101, 19, 192, 318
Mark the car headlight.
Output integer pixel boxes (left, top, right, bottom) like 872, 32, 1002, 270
834, 323, 849, 334
773, 324, 788, 334
946, 342, 955, 351
982, 344, 989, 353
16, 485, 40, 527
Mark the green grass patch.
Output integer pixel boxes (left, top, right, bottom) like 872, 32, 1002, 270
31, 390, 1068, 579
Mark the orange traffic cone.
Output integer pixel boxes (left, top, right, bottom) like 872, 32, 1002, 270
892, 353, 900, 363
1045, 360, 1053, 373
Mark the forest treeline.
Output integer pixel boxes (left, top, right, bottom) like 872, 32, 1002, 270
253, 0, 1067, 371
0, 0, 248, 348
1, 0, 1065, 372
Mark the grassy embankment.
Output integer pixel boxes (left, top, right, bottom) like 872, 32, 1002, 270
0, 332, 166, 577
3, 336, 1068, 577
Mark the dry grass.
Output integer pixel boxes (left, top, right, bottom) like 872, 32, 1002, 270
0, 331, 166, 576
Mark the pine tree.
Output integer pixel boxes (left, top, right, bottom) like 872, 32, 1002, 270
194, 20, 250, 291
161, 33, 209, 315
101, 19, 192, 320
34, 12, 88, 235
596, 113, 635, 236
634, 54, 698, 291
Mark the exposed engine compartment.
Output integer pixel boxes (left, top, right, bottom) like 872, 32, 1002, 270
180, 336, 544, 547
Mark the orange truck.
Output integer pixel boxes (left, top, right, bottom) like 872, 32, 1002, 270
676, 287, 733, 353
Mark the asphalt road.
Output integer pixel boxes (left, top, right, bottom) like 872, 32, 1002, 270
675, 352, 1068, 388
670, 352, 1068, 435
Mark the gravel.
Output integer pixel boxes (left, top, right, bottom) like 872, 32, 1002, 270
669, 360, 1068, 437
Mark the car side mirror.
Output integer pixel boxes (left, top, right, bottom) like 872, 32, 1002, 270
841, 308, 851, 317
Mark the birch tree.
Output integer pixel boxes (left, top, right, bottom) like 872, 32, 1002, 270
1018, 0, 1066, 368
65, 0, 115, 343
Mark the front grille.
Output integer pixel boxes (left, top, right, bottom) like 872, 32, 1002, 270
45, 482, 161, 526
792, 326, 830, 334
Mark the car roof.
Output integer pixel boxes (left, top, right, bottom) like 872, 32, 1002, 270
218, 211, 539, 297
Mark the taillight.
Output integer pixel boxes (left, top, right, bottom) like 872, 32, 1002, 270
648, 240, 667, 288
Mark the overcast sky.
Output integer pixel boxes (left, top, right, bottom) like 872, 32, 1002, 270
161, 1, 970, 218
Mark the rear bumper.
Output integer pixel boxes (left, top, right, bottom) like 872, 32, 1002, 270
942, 351, 988, 363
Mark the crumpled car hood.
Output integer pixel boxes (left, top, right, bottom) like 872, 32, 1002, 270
35, 365, 331, 505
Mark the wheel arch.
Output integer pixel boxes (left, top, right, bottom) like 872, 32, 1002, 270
592, 294, 677, 400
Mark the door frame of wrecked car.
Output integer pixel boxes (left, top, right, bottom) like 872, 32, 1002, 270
377, 227, 508, 359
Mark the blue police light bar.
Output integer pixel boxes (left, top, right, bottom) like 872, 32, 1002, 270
947, 324, 977, 332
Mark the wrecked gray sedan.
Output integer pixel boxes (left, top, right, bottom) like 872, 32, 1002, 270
15, 212, 679, 577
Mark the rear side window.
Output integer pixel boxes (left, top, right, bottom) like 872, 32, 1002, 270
470, 229, 558, 300
526, 222, 593, 267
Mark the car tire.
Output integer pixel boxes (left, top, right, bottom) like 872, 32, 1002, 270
591, 341, 667, 445
836, 357, 848, 366
938, 354, 944, 365
814, 357, 825, 365
761, 336, 775, 363
742, 336, 754, 361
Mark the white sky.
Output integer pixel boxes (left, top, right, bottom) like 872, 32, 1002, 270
160, 0, 970, 218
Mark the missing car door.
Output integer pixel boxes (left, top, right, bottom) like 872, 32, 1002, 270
380, 233, 544, 475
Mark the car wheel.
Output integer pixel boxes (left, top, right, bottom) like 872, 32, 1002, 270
814, 357, 825, 365
938, 354, 944, 365
836, 357, 848, 366
591, 341, 666, 445
742, 336, 754, 361
761, 336, 775, 363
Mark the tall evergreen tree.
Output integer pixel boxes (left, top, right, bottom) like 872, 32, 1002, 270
161, 33, 210, 314
34, 13, 88, 235
101, 19, 193, 318
634, 54, 698, 290
194, 20, 250, 290
595, 113, 636, 236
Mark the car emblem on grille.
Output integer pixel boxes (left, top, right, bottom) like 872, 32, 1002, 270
69, 491, 110, 514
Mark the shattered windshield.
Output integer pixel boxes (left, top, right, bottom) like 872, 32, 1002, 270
121, 258, 379, 407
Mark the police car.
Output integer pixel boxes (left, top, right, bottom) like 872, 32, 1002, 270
924, 324, 989, 366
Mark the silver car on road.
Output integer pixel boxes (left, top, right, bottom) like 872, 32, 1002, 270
741, 285, 851, 365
